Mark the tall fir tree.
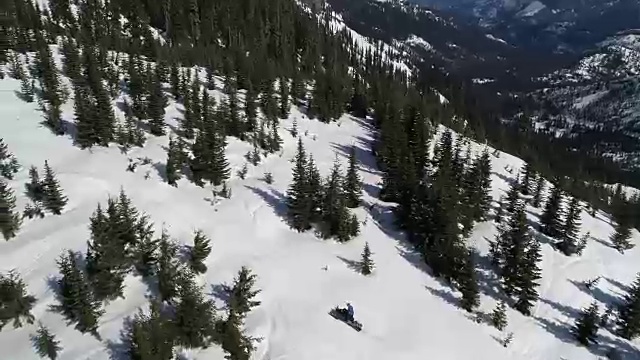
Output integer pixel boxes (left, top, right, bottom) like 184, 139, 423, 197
573, 302, 600, 346
223, 266, 261, 321
121, 300, 175, 360
173, 272, 218, 349
156, 229, 180, 302
31, 324, 62, 360
51, 250, 104, 339
41, 161, 67, 215
188, 230, 212, 275
344, 146, 362, 209
147, 68, 167, 136
0, 178, 21, 240
286, 138, 312, 232
0, 270, 36, 329
359, 242, 374, 275
558, 197, 581, 256
490, 301, 507, 330
617, 274, 640, 340
540, 182, 564, 239
531, 175, 545, 208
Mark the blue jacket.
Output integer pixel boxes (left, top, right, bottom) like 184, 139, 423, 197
347, 304, 354, 317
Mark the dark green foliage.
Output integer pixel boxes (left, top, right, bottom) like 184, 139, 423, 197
359, 242, 374, 275
531, 176, 545, 208
218, 311, 255, 360
540, 182, 564, 239
263, 172, 274, 184
0, 178, 21, 240
319, 159, 358, 242
121, 300, 175, 360
147, 68, 166, 136
519, 162, 535, 196
174, 273, 218, 349
286, 139, 312, 232
490, 301, 507, 330
165, 135, 184, 187
558, 197, 581, 256
41, 161, 67, 215
132, 215, 158, 278
491, 203, 541, 314
458, 252, 480, 313
573, 302, 600, 346
50, 250, 104, 339
35, 33, 63, 135
0, 270, 36, 330
188, 230, 211, 275
0, 138, 20, 180
344, 146, 362, 208
223, 266, 261, 321
31, 323, 62, 360
617, 274, 640, 340
156, 229, 180, 302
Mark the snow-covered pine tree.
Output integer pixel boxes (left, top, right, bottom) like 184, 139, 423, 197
41, 161, 67, 215
558, 197, 581, 256
188, 230, 212, 275
0, 179, 21, 240
0, 270, 36, 330
31, 323, 62, 360
490, 301, 507, 330
617, 274, 640, 340
359, 242, 374, 275
173, 272, 218, 349
121, 300, 174, 360
344, 146, 362, 209
514, 235, 542, 316
132, 214, 158, 278
576, 232, 589, 255
504, 179, 521, 215
540, 181, 564, 239
573, 302, 600, 346
51, 250, 104, 339
286, 138, 312, 232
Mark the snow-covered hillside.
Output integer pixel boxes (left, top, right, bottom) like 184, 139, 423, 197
1, 55, 640, 359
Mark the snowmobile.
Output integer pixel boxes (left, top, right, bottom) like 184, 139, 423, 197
329, 306, 363, 332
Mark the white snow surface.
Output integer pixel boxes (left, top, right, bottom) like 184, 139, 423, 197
1, 54, 640, 360
486, 34, 508, 45
516, 0, 546, 17
404, 34, 433, 51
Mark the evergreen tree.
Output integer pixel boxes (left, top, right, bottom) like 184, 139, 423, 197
490, 301, 507, 331
218, 310, 254, 360
188, 230, 212, 275
610, 220, 634, 254
50, 250, 104, 338
0, 179, 21, 240
41, 161, 67, 215
531, 176, 545, 208
0, 138, 20, 179
514, 237, 541, 316
173, 273, 218, 349
540, 182, 564, 239
307, 156, 323, 223
20, 72, 35, 102
156, 229, 180, 302
458, 252, 480, 313
344, 146, 362, 208
558, 197, 581, 256
278, 77, 290, 119
519, 162, 535, 196
573, 302, 600, 347
319, 159, 353, 242
31, 323, 62, 360
122, 300, 175, 360
223, 266, 261, 321
286, 139, 312, 232
165, 135, 183, 186
131, 214, 158, 278
0, 270, 36, 330
359, 242, 374, 275
147, 68, 166, 136
617, 274, 640, 340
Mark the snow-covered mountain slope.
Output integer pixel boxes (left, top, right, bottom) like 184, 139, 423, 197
2, 53, 640, 360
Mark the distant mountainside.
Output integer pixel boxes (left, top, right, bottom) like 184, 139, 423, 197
411, 0, 640, 54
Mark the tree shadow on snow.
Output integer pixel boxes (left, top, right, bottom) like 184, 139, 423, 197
330, 140, 380, 176
592, 236, 614, 249
152, 161, 168, 182
533, 315, 576, 346
568, 279, 622, 307
336, 255, 360, 273
606, 277, 631, 295
105, 317, 136, 360
244, 185, 288, 220
539, 298, 582, 319
362, 182, 380, 199
474, 252, 507, 302
424, 284, 459, 308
